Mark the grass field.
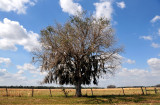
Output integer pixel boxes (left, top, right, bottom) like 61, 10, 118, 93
0, 87, 160, 104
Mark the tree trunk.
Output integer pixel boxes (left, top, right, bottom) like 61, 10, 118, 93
75, 81, 82, 97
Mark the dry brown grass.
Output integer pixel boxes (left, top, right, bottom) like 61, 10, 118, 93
0, 87, 159, 97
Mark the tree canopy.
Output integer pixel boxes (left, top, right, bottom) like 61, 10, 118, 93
32, 13, 123, 97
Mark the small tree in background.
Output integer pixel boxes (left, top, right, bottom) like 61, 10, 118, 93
107, 85, 116, 88
155, 84, 160, 87
32, 12, 123, 97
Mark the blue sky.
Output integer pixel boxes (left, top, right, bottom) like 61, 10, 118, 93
0, 0, 160, 87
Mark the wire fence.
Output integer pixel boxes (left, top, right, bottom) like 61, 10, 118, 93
0, 87, 160, 97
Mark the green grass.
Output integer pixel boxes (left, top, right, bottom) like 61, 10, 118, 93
0, 88, 160, 104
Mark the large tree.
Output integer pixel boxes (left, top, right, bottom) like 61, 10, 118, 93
32, 13, 123, 97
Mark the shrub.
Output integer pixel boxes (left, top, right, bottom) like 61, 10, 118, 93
155, 84, 160, 87
107, 85, 116, 88
61, 88, 70, 97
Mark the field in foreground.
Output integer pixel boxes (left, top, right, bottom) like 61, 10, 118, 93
0, 88, 160, 105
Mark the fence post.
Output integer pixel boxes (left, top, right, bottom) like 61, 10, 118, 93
49, 88, 52, 97
122, 88, 125, 95
91, 88, 93, 96
141, 87, 144, 95
6, 88, 8, 97
155, 88, 157, 94
145, 87, 147, 95
32, 88, 34, 97
85, 90, 87, 96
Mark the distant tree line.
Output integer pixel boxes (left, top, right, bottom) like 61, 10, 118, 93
0, 86, 69, 89
0, 86, 104, 89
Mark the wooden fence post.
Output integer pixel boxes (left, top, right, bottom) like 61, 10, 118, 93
32, 88, 34, 97
122, 88, 125, 95
6, 88, 8, 97
141, 87, 144, 95
91, 88, 93, 96
49, 88, 52, 97
145, 87, 147, 95
154, 88, 157, 94
85, 90, 87, 96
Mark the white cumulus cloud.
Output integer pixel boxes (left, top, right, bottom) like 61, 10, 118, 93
17, 63, 47, 76
117, 68, 149, 79
94, 0, 113, 20
125, 59, 135, 64
140, 36, 152, 41
97, 57, 160, 87
116, 1, 125, 9
151, 15, 160, 23
0, 67, 58, 86
0, 57, 11, 66
0, 62, 48, 86
121, 56, 136, 64
59, 0, 82, 15
151, 42, 160, 48
98, 65, 160, 87
147, 58, 160, 75
0, 68, 28, 85
0, 0, 36, 14
0, 18, 40, 52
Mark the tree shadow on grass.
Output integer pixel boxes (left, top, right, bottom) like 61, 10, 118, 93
83, 94, 150, 104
